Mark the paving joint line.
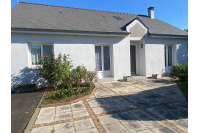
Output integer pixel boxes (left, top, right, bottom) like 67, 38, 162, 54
82, 99, 106, 133
99, 82, 187, 133
69, 104, 76, 133
129, 84, 188, 106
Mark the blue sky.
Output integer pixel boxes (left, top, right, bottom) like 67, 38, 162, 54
11, 0, 188, 29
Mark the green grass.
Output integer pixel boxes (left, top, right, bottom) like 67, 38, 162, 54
175, 80, 188, 100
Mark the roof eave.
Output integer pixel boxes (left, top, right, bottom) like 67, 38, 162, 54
11, 27, 130, 36
149, 33, 188, 38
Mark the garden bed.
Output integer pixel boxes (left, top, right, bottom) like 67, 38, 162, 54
40, 85, 96, 107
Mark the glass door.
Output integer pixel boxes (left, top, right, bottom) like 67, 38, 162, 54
165, 45, 173, 72
95, 46, 111, 78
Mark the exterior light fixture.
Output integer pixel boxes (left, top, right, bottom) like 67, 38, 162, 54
140, 43, 143, 48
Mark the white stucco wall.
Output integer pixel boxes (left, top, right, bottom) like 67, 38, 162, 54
11, 31, 188, 92
11, 32, 128, 91
144, 37, 188, 77
113, 37, 130, 80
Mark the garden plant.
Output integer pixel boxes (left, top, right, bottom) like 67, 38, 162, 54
38, 53, 98, 104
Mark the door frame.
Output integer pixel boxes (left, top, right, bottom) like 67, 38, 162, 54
130, 41, 139, 76
95, 43, 112, 78
164, 44, 176, 73
130, 45, 136, 75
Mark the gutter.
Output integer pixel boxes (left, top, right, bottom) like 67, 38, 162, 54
149, 33, 188, 39
11, 27, 130, 37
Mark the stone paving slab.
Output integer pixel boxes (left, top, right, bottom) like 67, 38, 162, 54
103, 122, 130, 133
71, 101, 87, 111
31, 125, 53, 133
55, 111, 72, 121
31, 77, 188, 133
72, 108, 89, 118
54, 122, 75, 133
150, 126, 178, 133
56, 105, 71, 114
76, 128, 99, 133
38, 107, 55, 116
35, 114, 55, 125
74, 118, 96, 131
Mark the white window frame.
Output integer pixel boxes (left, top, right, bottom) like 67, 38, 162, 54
28, 42, 54, 68
165, 44, 174, 67
95, 44, 111, 72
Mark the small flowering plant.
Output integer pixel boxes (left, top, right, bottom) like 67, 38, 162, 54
38, 53, 73, 89
87, 69, 98, 83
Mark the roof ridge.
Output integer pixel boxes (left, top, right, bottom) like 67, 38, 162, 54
18, 1, 143, 16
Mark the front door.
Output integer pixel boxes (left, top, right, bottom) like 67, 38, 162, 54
95, 46, 111, 78
130, 45, 136, 74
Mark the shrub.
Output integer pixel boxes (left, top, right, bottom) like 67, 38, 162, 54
87, 70, 98, 84
72, 65, 98, 87
51, 87, 90, 100
38, 53, 73, 89
73, 65, 88, 87
169, 63, 188, 81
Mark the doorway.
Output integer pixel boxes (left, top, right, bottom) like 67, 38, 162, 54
130, 45, 136, 75
95, 45, 111, 78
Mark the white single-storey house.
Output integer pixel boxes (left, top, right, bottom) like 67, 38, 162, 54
11, 2, 188, 91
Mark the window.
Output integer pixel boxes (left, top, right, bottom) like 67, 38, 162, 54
30, 44, 53, 65
165, 45, 173, 67
95, 46, 110, 71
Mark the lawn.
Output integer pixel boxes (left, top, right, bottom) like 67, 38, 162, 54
176, 80, 188, 100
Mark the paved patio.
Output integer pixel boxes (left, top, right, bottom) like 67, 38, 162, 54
31, 77, 188, 133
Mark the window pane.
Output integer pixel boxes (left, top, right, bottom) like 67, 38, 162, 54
103, 46, 110, 70
168, 46, 173, 66
165, 46, 166, 66
43, 45, 53, 56
31, 45, 41, 65
95, 46, 102, 71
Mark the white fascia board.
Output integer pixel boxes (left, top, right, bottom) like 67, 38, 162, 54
11, 30, 128, 37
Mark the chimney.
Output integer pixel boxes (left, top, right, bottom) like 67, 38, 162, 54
148, 7, 154, 19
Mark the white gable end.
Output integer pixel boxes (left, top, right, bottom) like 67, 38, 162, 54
126, 19, 148, 39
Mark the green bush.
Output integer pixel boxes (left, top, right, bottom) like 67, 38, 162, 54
72, 65, 98, 87
38, 53, 73, 89
73, 65, 88, 87
169, 63, 188, 81
51, 87, 90, 100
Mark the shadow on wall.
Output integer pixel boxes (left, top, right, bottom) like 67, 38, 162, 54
11, 67, 47, 92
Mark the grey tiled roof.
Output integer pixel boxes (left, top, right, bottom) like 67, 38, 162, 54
11, 2, 188, 36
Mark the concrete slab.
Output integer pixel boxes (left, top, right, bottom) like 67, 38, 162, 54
71, 101, 86, 111
72, 109, 89, 118
38, 107, 55, 116
74, 118, 96, 131
31, 125, 53, 133
56, 105, 71, 114
35, 114, 55, 124
55, 111, 72, 121
76, 128, 99, 133
103, 122, 130, 133
54, 122, 75, 133
105, 104, 122, 112
112, 112, 137, 122
121, 120, 149, 132
91, 106, 109, 114
136, 129, 155, 133
98, 115, 119, 126
151, 126, 178, 133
